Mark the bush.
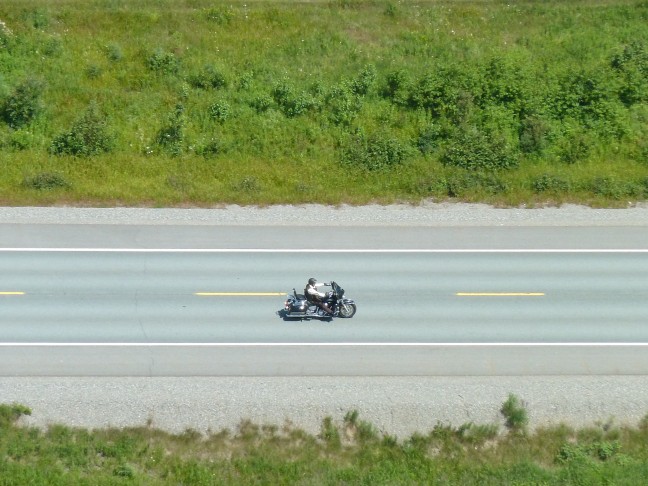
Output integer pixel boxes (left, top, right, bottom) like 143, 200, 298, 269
442, 128, 518, 171
590, 177, 643, 200
445, 171, 508, 197
203, 6, 234, 25
155, 103, 185, 156
209, 100, 230, 123
611, 41, 648, 106
501, 394, 528, 433
326, 83, 362, 126
189, 65, 228, 90
531, 174, 571, 194
557, 130, 592, 164
549, 70, 614, 125
382, 69, 410, 106
272, 80, 316, 118
24, 172, 70, 191
147, 48, 179, 75
1, 78, 45, 129
519, 115, 552, 155
409, 67, 476, 121
50, 102, 114, 157
417, 124, 443, 155
105, 43, 123, 62
196, 137, 222, 158
340, 130, 412, 171
350, 64, 377, 96
249, 94, 273, 113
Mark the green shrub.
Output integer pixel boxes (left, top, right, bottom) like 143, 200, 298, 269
350, 64, 377, 96
85, 64, 102, 79
532, 174, 571, 194
409, 67, 476, 121
340, 130, 412, 171
382, 69, 410, 106
189, 65, 228, 90
113, 464, 135, 479
590, 177, 643, 199
557, 129, 592, 164
442, 128, 518, 171
446, 171, 508, 197
23, 172, 71, 190
147, 48, 179, 75
416, 124, 443, 155
249, 93, 273, 113
26, 8, 50, 29
501, 394, 528, 433
209, 100, 230, 123
550, 70, 614, 125
203, 6, 235, 25
105, 43, 123, 62
196, 137, 222, 158
272, 80, 317, 118
42, 36, 63, 57
1, 78, 45, 129
154, 103, 185, 156
326, 83, 362, 126
50, 102, 114, 157
238, 71, 254, 91
611, 41, 648, 106
8, 129, 38, 150
556, 440, 621, 464
519, 115, 552, 155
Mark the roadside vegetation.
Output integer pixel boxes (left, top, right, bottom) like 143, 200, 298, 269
0, 0, 647, 207
2, 398, 648, 484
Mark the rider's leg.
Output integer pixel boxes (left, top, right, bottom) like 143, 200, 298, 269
319, 302, 334, 314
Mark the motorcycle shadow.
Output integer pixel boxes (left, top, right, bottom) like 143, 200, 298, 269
276, 309, 333, 322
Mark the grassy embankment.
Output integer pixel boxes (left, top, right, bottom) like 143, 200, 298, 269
0, 0, 646, 207
3, 399, 648, 485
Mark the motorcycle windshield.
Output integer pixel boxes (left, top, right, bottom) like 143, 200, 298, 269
332, 281, 344, 299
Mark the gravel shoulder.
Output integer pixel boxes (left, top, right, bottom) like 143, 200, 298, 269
1, 202, 648, 226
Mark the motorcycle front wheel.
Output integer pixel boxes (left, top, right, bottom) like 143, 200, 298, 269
338, 303, 356, 318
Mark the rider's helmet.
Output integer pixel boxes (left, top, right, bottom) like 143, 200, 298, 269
308, 277, 317, 286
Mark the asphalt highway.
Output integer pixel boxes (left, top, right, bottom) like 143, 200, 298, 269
2, 225, 648, 375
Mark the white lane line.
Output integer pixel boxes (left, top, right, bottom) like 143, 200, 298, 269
1, 248, 648, 253
0, 342, 647, 347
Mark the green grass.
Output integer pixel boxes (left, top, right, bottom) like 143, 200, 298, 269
3, 402, 648, 485
0, 0, 647, 207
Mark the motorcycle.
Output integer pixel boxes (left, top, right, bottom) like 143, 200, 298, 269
278, 281, 357, 320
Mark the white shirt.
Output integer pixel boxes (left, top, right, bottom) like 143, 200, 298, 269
306, 283, 326, 298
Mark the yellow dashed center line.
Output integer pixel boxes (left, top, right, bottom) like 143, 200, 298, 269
0, 291, 25, 296
456, 292, 545, 297
196, 292, 286, 297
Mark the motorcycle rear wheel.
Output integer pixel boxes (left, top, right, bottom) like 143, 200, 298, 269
338, 303, 356, 318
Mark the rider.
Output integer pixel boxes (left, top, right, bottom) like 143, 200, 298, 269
305, 277, 334, 315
